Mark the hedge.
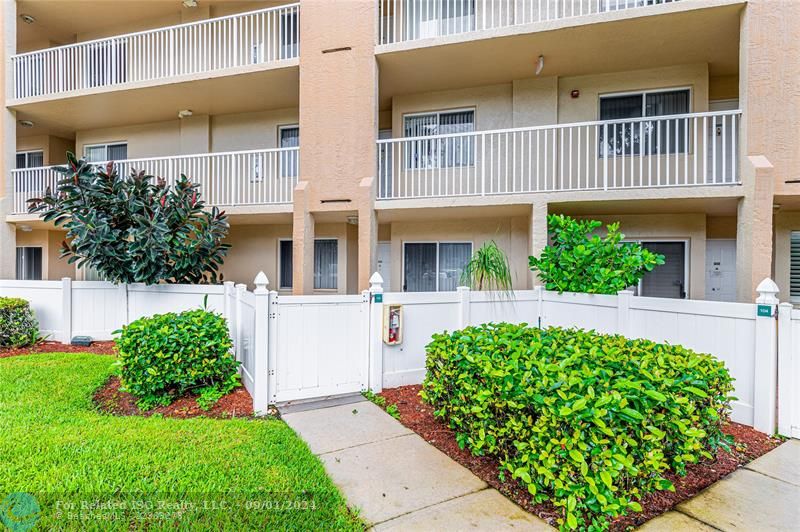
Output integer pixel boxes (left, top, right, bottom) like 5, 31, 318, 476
421, 323, 734, 530
0, 297, 41, 348
116, 308, 239, 410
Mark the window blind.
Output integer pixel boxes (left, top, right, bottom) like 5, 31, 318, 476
790, 232, 800, 300
314, 239, 338, 290
280, 240, 293, 289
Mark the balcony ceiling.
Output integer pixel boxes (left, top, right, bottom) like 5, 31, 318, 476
11, 64, 299, 138
377, 2, 743, 110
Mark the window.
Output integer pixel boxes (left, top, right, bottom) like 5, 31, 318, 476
599, 89, 690, 156
84, 143, 128, 163
279, 125, 299, 178
404, 109, 475, 170
16, 150, 44, 169
279, 240, 293, 290
403, 242, 472, 292
16, 247, 42, 280
410, 0, 476, 39
314, 239, 338, 290
791, 232, 800, 302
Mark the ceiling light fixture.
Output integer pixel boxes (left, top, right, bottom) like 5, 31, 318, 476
18, 120, 34, 128
182, 0, 198, 7
19, 225, 33, 232
346, 215, 359, 225
177, 109, 193, 119
19, 14, 35, 24
535, 55, 545, 76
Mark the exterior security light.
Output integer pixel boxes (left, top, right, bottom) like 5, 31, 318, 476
20, 14, 36, 24
182, 0, 198, 7
178, 109, 193, 119
18, 120, 34, 128
535, 55, 545, 76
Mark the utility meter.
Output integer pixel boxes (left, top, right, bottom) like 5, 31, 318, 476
383, 304, 402, 345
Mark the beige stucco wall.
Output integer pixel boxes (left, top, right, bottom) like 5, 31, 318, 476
220, 223, 291, 290
15, 228, 72, 280
76, 120, 181, 159
17, 135, 75, 165
211, 108, 298, 152
387, 216, 530, 292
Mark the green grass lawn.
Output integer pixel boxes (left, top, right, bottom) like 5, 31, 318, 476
0, 353, 362, 531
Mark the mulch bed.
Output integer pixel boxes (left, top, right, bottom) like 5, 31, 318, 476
381, 384, 783, 530
94, 376, 254, 419
0, 340, 117, 358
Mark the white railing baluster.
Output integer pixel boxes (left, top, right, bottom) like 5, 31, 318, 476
11, 5, 299, 100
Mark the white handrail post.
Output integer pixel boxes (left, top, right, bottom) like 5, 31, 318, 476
252, 272, 270, 414
267, 288, 279, 404
481, 132, 486, 195
368, 272, 384, 393
603, 122, 609, 190
61, 277, 72, 344
616, 289, 633, 338
457, 285, 471, 328
777, 302, 793, 436
753, 278, 779, 434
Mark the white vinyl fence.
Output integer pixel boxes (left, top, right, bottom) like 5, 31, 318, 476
1, 274, 786, 436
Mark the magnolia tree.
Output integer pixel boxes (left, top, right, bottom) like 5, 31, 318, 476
28, 152, 230, 285
529, 214, 664, 294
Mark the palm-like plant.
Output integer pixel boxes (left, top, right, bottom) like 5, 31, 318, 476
460, 240, 513, 292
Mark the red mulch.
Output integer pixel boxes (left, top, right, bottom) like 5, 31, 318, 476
94, 376, 254, 419
380, 384, 783, 530
0, 340, 117, 358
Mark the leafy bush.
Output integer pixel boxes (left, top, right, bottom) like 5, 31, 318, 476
116, 308, 239, 410
529, 214, 664, 294
421, 323, 734, 530
28, 152, 230, 285
0, 297, 41, 348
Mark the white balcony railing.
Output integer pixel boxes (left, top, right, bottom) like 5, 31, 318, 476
12, 148, 299, 214
11, 4, 299, 100
377, 110, 741, 200
378, 0, 680, 45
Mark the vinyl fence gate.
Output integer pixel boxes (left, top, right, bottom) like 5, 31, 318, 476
267, 293, 371, 404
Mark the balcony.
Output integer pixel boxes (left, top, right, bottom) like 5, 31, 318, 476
11, 148, 299, 215
11, 4, 299, 102
376, 110, 740, 200
378, 0, 682, 45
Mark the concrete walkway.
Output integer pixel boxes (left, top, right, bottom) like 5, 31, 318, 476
281, 398, 550, 530
283, 399, 799, 531
639, 439, 800, 531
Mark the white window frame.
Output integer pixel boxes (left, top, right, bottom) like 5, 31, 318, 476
402, 107, 476, 170
278, 124, 299, 179
83, 141, 128, 162
401, 240, 473, 292
16, 149, 45, 169
313, 237, 339, 291
622, 238, 690, 299
597, 86, 694, 119
278, 238, 294, 290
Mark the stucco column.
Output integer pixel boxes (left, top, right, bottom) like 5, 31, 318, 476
292, 181, 314, 294
0, 0, 16, 279
358, 178, 377, 292
529, 200, 549, 287
736, 155, 775, 302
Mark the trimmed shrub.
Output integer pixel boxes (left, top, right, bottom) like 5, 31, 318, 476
116, 308, 239, 410
421, 323, 734, 530
0, 297, 41, 348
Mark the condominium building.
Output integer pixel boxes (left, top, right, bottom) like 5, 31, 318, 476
0, 0, 797, 302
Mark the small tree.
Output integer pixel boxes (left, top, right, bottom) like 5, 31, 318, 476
28, 152, 231, 285
529, 214, 664, 294
460, 240, 513, 292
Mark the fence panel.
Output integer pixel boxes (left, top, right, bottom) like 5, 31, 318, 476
0, 280, 63, 339
71, 282, 125, 340
127, 284, 224, 322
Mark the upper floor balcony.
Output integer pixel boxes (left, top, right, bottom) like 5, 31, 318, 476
378, 0, 684, 45
376, 110, 740, 201
10, 147, 298, 216
11, 4, 299, 103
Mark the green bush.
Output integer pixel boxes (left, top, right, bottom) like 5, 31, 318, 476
0, 297, 41, 348
421, 323, 734, 530
116, 308, 239, 410
529, 214, 664, 294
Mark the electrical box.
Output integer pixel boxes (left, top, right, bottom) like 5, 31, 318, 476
383, 304, 402, 345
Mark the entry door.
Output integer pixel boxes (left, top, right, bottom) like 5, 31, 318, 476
377, 242, 392, 291
708, 99, 739, 183
706, 239, 737, 301
640, 242, 687, 299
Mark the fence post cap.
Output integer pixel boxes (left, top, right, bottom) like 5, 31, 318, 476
369, 272, 384, 292
616, 289, 635, 296
254, 271, 270, 289
456, 285, 471, 292
756, 278, 779, 304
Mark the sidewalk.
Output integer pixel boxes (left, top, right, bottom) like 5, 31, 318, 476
281, 398, 550, 530
283, 398, 799, 531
